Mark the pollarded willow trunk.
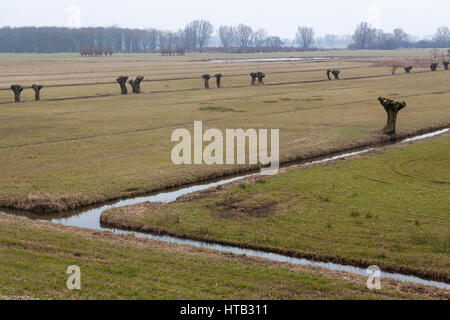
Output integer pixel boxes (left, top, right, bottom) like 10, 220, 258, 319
215, 74, 222, 88
10, 85, 24, 103
332, 70, 340, 80
202, 74, 211, 89
116, 76, 129, 95
326, 69, 332, 80
430, 63, 438, 71
31, 84, 43, 101
378, 97, 406, 135
444, 61, 449, 71
404, 66, 413, 73
128, 76, 144, 93
257, 72, 265, 85
250, 73, 258, 86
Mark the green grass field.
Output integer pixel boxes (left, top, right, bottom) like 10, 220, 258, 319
0, 214, 446, 300
0, 50, 449, 213
102, 135, 450, 282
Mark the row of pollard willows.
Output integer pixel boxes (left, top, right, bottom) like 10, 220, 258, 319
10, 60, 448, 103
250, 72, 266, 86
392, 61, 449, 74
160, 47, 186, 56
200, 70, 406, 136
430, 61, 449, 71
10, 84, 43, 103
202, 74, 223, 89
391, 66, 414, 74
202, 72, 266, 89
80, 46, 114, 57
116, 76, 145, 94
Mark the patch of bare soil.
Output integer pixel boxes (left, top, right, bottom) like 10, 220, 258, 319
206, 196, 278, 219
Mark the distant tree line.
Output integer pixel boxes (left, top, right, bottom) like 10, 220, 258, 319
349, 22, 450, 50
0, 21, 448, 54
0, 22, 291, 54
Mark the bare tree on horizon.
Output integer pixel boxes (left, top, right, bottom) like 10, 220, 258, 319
219, 26, 236, 49
351, 22, 376, 49
235, 24, 253, 48
193, 20, 214, 52
434, 26, 450, 47
295, 26, 315, 48
252, 28, 268, 47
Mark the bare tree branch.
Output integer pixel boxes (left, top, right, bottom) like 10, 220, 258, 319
235, 24, 253, 48
295, 26, 315, 48
218, 26, 235, 49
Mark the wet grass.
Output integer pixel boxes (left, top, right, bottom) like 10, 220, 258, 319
102, 135, 450, 281
0, 215, 439, 300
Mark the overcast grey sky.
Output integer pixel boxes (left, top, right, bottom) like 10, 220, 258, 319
1, 0, 448, 38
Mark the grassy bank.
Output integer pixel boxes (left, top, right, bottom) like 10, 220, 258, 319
102, 135, 450, 282
2, 215, 446, 299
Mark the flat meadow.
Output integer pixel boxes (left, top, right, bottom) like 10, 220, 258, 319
0, 49, 448, 212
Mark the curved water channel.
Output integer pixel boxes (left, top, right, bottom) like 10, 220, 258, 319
1, 128, 449, 290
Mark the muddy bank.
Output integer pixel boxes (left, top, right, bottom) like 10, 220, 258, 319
0, 124, 448, 214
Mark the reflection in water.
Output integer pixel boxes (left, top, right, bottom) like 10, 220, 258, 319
1, 128, 449, 289
210, 57, 334, 63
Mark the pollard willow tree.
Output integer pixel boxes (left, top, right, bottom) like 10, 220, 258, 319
215, 74, 222, 88
31, 84, 43, 101
326, 70, 332, 80
116, 76, 129, 95
378, 97, 406, 135
404, 66, 413, 73
10, 85, 24, 102
257, 72, 265, 85
128, 76, 145, 93
430, 63, 438, 71
250, 72, 258, 85
202, 74, 211, 89
332, 70, 340, 80
444, 61, 449, 70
